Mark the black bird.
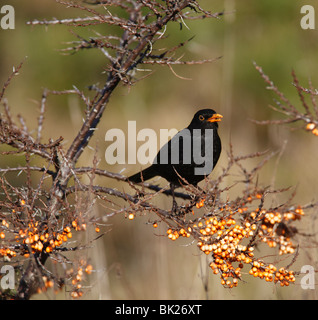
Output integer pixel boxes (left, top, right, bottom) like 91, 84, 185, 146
128, 109, 222, 196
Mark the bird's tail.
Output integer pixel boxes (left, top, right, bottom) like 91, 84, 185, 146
128, 166, 157, 183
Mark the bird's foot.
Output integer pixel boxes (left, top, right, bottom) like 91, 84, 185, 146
171, 199, 179, 214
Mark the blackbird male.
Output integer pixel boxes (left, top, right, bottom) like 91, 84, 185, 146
128, 109, 222, 193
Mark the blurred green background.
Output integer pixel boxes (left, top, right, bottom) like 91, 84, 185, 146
1, 0, 318, 299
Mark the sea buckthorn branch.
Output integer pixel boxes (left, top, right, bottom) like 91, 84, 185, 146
47, 0, 220, 164
123, 146, 311, 289
254, 62, 318, 135
161, 187, 306, 288
0, 127, 310, 298
1, 0, 221, 299
0, 0, 222, 300
0, 176, 100, 298
74, 166, 192, 200
0, 89, 309, 298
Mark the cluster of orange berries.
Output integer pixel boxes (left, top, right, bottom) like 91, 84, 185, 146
248, 262, 295, 286
0, 215, 98, 259
16, 220, 87, 255
36, 276, 56, 295
0, 198, 98, 299
163, 195, 302, 288
35, 261, 94, 298
196, 216, 257, 288
0, 247, 17, 259
0, 219, 9, 240
0, 219, 17, 259
306, 122, 318, 136
67, 261, 93, 299
166, 227, 191, 240
256, 206, 304, 255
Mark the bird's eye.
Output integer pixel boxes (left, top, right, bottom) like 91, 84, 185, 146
199, 115, 205, 121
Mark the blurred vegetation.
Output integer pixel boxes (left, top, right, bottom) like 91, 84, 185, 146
1, 0, 318, 299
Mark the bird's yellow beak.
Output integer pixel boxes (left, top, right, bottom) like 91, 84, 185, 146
207, 113, 223, 123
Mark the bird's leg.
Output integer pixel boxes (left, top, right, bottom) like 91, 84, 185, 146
192, 184, 208, 204
170, 183, 178, 213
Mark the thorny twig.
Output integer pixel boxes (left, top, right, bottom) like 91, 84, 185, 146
253, 62, 318, 136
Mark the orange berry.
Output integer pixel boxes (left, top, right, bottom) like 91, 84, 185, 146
306, 123, 315, 131
85, 264, 93, 274
196, 200, 204, 209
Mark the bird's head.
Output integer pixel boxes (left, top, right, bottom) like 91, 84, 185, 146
189, 109, 223, 129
